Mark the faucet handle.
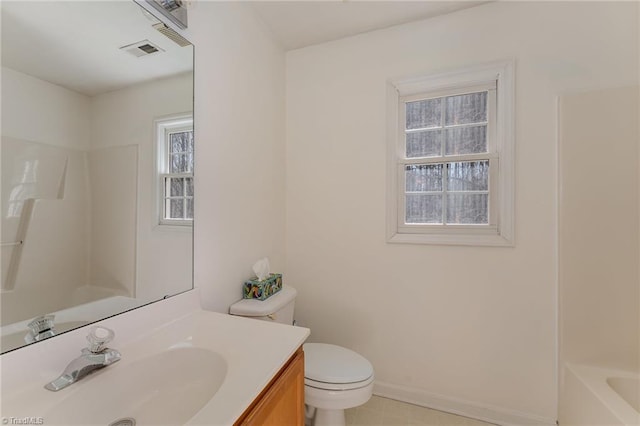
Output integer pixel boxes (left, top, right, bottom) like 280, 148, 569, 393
28, 315, 56, 335
86, 326, 115, 353
25, 315, 56, 343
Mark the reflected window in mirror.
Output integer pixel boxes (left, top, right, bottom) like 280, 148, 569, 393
156, 115, 194, 226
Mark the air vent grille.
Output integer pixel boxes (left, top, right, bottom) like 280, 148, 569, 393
138, 44, 159, 54
119, 40, 164, 58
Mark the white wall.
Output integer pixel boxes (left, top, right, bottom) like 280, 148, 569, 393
559, 87, 639, 372
285, 2, 638, 424
88, 146, 138, 297
1, 67, 90, 150
90, 73, 193, 302
1, 68, 92, 323
183, 2, 287, 313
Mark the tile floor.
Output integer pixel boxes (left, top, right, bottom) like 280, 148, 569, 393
345, 396, 496, 426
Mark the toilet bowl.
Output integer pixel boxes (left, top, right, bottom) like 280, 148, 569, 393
303, 343, 374, 426
229, 287, 374, 426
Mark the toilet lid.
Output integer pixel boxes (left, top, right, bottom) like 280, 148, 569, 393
303, 343, 373, 384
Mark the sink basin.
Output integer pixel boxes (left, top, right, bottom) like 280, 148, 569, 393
45, 347, 227, 425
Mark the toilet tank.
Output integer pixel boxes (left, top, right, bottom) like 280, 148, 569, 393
229, 286, 296, 325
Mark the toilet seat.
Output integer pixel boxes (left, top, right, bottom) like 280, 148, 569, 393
305, 374, 375, 391
303, 343, 374, 391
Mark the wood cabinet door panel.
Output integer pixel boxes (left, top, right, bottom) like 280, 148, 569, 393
237, 348, 304, 426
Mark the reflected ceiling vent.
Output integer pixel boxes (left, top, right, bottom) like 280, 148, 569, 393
119, 40, 164, 58
153, 23, 191, 47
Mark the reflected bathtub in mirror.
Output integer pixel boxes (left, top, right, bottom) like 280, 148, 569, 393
0, 0, 194, 353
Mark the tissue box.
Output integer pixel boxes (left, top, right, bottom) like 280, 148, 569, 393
243, 273, 283, 300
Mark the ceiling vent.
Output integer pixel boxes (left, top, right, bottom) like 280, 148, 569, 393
119, 40, 164, 58
153, 23, 191, 47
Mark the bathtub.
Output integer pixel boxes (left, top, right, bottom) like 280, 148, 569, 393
560, 363, 640, 425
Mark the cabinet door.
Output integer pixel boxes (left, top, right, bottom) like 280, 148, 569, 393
239, 349, 304, 426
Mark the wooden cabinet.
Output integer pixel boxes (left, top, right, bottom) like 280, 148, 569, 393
235, 347, 305, 426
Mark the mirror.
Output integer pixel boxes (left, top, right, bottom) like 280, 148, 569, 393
1, 1, 194, 353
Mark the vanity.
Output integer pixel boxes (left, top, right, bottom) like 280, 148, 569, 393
1, 290, 310, 425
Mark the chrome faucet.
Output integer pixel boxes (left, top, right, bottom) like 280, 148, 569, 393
25, 315, 57, 343
44, 326, 121, 391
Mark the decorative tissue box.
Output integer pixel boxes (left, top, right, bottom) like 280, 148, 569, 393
243, 273, 283, 300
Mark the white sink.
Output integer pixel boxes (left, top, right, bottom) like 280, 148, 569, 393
44, 347, 227, 425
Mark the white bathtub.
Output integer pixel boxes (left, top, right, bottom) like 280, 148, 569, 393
560, 363, 640, 426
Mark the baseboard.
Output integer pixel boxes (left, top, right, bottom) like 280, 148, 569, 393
373, 381, 556, 426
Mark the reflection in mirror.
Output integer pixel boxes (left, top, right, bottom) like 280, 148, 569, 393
1, 1, 194, 353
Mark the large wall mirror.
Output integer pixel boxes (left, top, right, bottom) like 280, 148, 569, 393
0, 1, 194, 353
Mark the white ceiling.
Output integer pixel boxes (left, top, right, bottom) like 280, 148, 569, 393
1, 1, 193, 96
249, 1, 488, 51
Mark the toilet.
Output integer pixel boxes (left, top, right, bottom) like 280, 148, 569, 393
229, 286, 374, 426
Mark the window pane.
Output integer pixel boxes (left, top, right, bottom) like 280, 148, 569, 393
186, 198, 194, 219
170, 153, 187, 173
186, 131, 194, 152
185, 177, 194, 196
406, 130, 441, 158
405, 164, 443, 192
447, 161, 489, 191
406, 98, 442, 130
186, 152, 194, 173
170, 178, 184, 196
170, 199, 184, 219
406, 194, 442, 224
170, 132, 189, 153
446, 194, 488, 224
445, 125, 487, 155
445, 92, 487, 125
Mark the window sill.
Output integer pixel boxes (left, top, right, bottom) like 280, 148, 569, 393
387, 231, 513, 247
154, 223, 193, 233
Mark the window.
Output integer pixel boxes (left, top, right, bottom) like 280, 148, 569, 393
387, 61, 514, 246
156, 114, 193, 226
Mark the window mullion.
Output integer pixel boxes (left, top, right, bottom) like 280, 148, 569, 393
161, 172, 192, 179
164, 128, 172, 172
398, 164, 407, 229
182, 176, 189, 220
403, 153, 495, 165
486, 88, 497, 153
442, 163, 448, 226
489, 157, 499, 227
440, 98, 447, 225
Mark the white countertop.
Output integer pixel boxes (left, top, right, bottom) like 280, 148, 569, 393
0, 289, 310, 425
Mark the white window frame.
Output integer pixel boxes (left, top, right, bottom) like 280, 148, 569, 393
386, 61, 515, 246
154, 113, 194, 228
